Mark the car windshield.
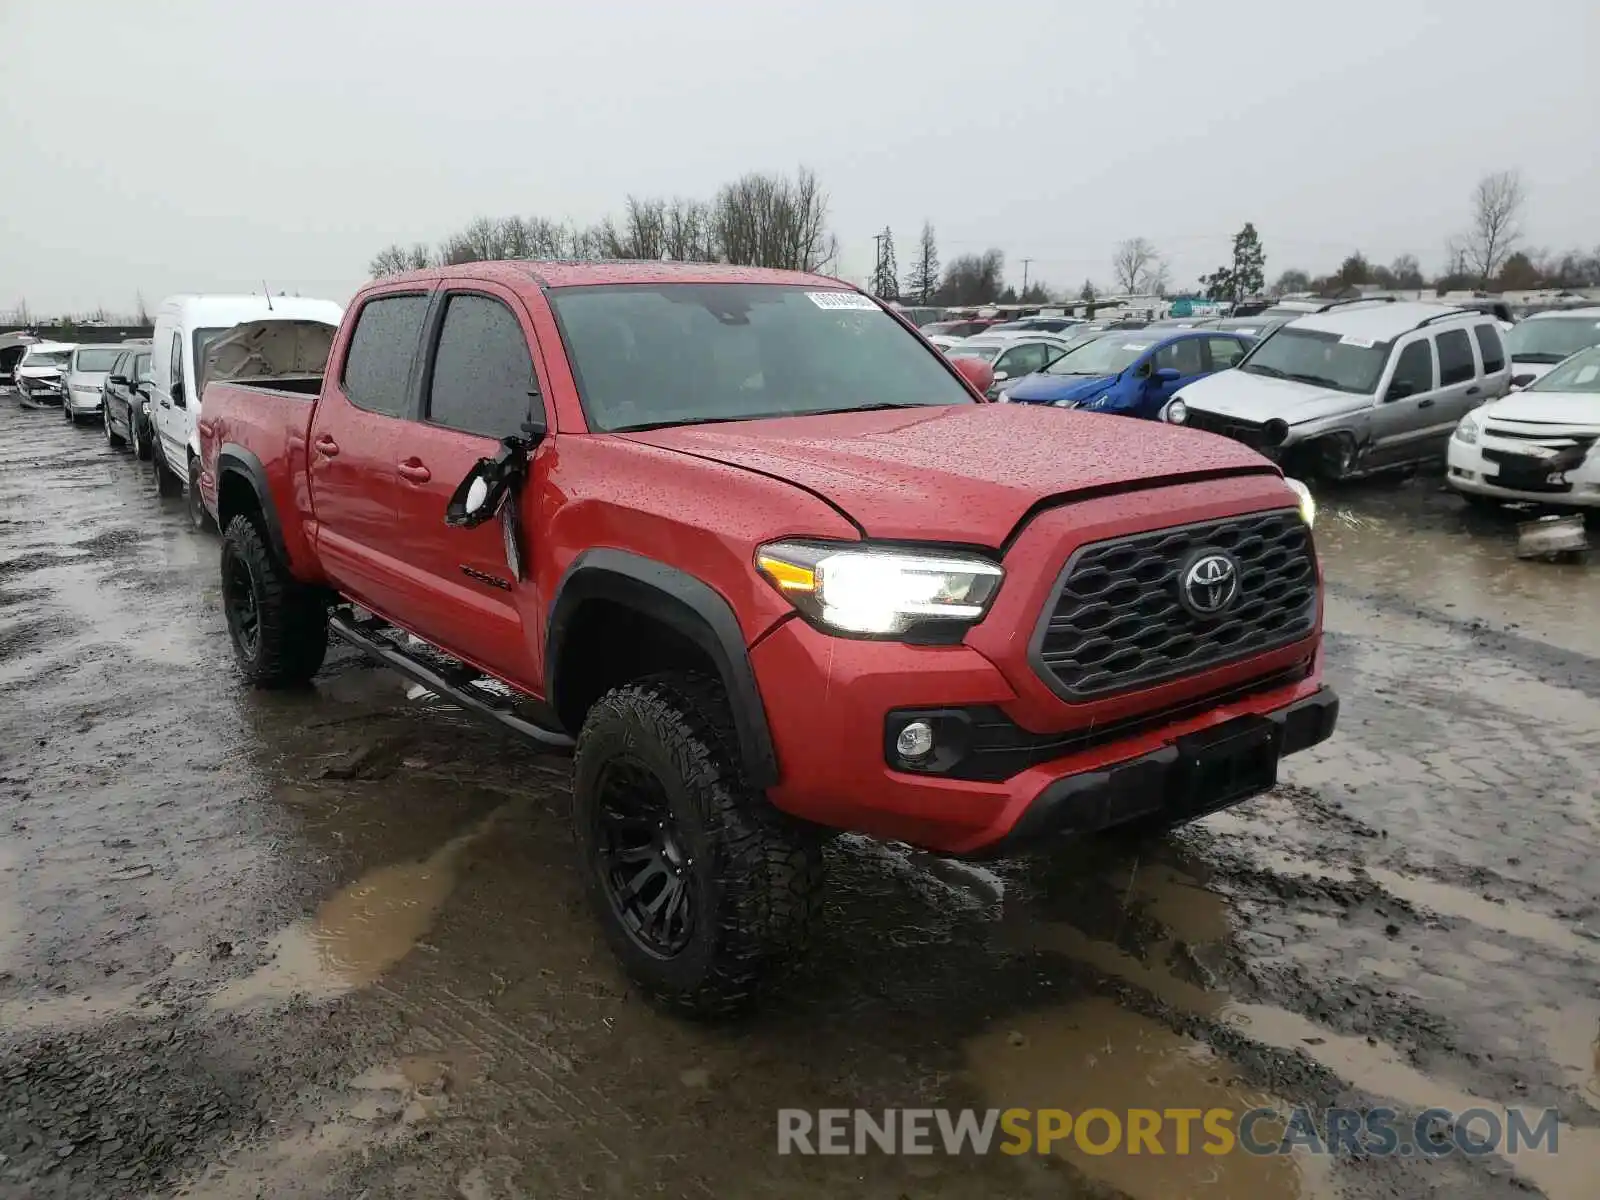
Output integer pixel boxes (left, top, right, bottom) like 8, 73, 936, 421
1042, 336, 1154, 376
548, 284, 974, 432
23, 350, 71, 369
1528, 347, 1600, 395
946, 343, 1002, 361
74, 348, 123, 371
1505, 317, 1600, 365
1239, 327, 1389, 394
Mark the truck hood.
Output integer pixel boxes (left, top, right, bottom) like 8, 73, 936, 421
1477, 390, 1600, 429
1177, 368, 1364, 425
625, 404, 1275, 545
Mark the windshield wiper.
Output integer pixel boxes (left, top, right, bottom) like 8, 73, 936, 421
1286, 372, 1341, 388
1246, 364, 1286, 379
612, 415, 755, 433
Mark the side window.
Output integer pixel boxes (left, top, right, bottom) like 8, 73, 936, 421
1474, 324, 1506, 373
1436, 329, 1475, 386
170, 332, 185, 388
1388, 340, 1434, 398
342, 293, 430, 417
426, 293, 535, 439
1205, 336, 1247, 370
1155, 337, 1204, 374
997, 343, 1051, 377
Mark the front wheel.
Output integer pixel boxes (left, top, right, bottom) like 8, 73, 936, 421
220, 515, 328, 687
572, 673, 824, 1018
187, 457, 215, 532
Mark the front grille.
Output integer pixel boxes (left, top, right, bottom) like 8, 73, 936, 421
1184, 408, 1278, 451
1032, 509, 1318, 700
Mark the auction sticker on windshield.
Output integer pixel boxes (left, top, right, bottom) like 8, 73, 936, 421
808, 292, 880, 311
1339, 335, 1376, 348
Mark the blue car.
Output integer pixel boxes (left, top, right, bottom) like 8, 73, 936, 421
998, 329, 1254, 419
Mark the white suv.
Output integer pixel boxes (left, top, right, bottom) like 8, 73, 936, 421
1163, 300, 1511, 480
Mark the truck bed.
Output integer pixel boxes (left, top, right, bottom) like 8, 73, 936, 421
198, 380, 320, 563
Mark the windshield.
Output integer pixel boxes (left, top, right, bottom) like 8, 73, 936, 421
22, 350, 71, 369
548, 284, 974, 432
1042, 336, 1154, 376
1528, 347, 1600, 394
1239, 327, 1389, 394
946, 344, 1002, 361
74, 348, 123, 372
1505, 317, 1600, 364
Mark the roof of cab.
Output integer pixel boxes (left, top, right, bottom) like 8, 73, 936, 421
1292, 301, 1477, 340
372, 260, 854, 291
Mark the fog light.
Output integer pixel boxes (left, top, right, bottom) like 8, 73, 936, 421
895, 720, 935, 761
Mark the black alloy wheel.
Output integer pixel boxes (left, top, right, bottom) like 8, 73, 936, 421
224, 551, 261, 660
594, 756, 696, 957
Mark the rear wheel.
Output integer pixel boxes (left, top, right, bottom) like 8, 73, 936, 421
572, 672, 824, 1018
131, 413, 151, 461
105, 405, 125, 448
220, 515, 328, 687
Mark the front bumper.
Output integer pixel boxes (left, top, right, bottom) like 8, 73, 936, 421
754, 614, 1330, 856
1446, 436, 1600, 507
17, 382, 63, 406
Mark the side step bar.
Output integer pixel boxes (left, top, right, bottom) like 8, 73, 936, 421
328, 611, 575, 751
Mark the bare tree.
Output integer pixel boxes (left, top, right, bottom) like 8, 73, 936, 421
935, 250, 1005, 306
1112, 238, 1159, 294
1461, 170, 1525, 287
1138, 259, 1171, 297
903, 222, 939, 304
711, 167, 838, 273
661, 198, 716, 262
369, 243, 432, 277
13, 297, 33, 327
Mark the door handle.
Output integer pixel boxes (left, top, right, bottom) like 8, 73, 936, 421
398, 459, 431, 483
1465, 386, 1480, 396
314, 434, 340, 457
1417, 398, 1435, 409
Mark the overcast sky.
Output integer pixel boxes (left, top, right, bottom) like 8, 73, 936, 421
2, 0, 1596, 315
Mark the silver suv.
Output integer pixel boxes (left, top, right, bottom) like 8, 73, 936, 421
1162, 300, 1511, 480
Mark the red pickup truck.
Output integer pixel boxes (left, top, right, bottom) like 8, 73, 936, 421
199, 261, 1336, 1016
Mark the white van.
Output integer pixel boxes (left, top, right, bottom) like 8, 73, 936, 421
149, 294, 343, 498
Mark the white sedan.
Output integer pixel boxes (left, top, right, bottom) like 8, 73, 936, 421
1447, 345, 1600, 507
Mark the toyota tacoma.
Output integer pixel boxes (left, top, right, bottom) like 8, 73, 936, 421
198, 261, 1337, 1016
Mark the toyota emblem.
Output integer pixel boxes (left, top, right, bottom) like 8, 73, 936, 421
1179, 550, 1240, 617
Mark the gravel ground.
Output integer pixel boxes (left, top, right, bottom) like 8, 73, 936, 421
1, 400, 1597, 1200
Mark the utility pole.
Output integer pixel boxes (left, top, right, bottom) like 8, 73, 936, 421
1021, 258, 1033, 296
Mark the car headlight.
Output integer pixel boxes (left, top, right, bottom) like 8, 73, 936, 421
996, 390, 1011, 403
1454, 415, 1480, 444
755, 541, 1004, 637
1285, 477, 1316, 528
1164, 399, 1188, 424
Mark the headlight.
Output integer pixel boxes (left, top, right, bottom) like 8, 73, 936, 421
1052, 398, 1078, 408
1454, 415, 1480, 444
755, 541, 1004, 636
996, 390, 1011, 403
1165, 399, 1188, 424
1285, 477, 1316, 528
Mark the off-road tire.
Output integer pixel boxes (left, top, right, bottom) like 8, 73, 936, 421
187, 457, 215, 532
220, 515, 328, 687
572, 672, 824, 1018
151, 443, 182, 497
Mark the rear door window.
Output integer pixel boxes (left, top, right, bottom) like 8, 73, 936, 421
1436, 329, 1476, 385
1474, 324, 1506, 373
425, 293, 535, 439
342, 293, 430, 417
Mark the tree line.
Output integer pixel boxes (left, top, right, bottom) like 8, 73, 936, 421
369, 167, 838, 279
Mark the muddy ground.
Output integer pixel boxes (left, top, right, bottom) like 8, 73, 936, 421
1, 399, 1596, 1200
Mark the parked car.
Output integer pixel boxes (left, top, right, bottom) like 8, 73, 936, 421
199, 260, 1334, 1016
59, 344, 127, 423
0, 332, 38, 390
921, 319, 997, 339
998, 329, 1253, 418
147, 294, 343, 509
925, 333, 964, 352
14, 342, 75, 408
944, 334, 1073, 398
986, 317, 1085, 335
102, 346, 154, 457
1447, 345, 1600, 508
1502, 307, 1600, 386
1164, 302, 1511, 479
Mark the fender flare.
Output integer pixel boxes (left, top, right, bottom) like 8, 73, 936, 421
215, 444, 290, 565
546, 548, 779, 788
